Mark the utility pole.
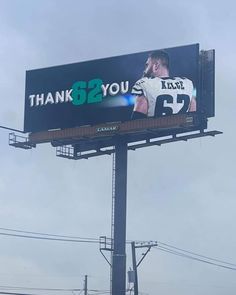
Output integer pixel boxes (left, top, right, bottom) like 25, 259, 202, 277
131, 242, 138, 295
84, 275, 88, 295
131, 241, 157, 295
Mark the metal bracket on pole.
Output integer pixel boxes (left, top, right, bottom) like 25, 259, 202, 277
8, 132, 35, 149
135, 242, 158, 267
99, 236, 113, 267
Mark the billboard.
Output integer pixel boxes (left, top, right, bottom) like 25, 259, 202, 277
24, 44, 201, 133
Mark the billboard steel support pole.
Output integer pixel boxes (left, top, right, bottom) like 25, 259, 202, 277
112, 138, 128, 295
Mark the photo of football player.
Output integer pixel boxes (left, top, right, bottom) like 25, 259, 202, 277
131, 50, 196, 119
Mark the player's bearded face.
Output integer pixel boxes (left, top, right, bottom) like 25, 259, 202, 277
143, 58, 155, 78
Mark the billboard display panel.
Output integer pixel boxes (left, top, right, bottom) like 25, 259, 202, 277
24, 44, 200, 133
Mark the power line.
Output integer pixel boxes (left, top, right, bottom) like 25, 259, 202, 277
0, 227, 150, 245
0, 293, 43, 295
0, 125, 24, 133
1, 226, 236, 271
0, 286, 82, 292
0, 286, 110, 295
154, 246, 236, 271
0, 227, 98, 241
0, 286, 110, 293
0, 232, 99, 243
156, 240, 236, 267
88, 289, 110, 295
87, 293, 110, 295
0, 227, 149, 245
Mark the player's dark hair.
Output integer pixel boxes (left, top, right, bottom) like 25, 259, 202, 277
149, 50, 169, 70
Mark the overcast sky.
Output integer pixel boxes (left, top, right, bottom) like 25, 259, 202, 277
0, 0, 236, 295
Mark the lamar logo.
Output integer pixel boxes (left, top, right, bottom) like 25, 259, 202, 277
97, 126, 119, 133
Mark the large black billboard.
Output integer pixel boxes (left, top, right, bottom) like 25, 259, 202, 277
24, 44, 200, 133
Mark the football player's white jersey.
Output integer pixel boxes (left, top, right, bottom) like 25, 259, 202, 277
132, 76, 194, 117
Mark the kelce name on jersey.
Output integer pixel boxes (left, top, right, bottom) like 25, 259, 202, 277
161, 80, 185, 90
